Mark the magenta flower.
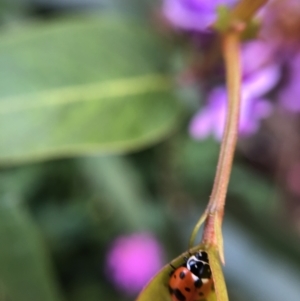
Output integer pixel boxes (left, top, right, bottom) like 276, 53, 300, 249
105, 232, 164, 295
163, 0, 239, 31
189, 41, 280, 140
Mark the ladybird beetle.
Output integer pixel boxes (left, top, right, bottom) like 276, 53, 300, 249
169, 251, 213, 301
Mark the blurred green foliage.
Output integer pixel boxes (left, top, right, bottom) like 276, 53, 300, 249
0, 14, 181, 164
0, 1, 299, 301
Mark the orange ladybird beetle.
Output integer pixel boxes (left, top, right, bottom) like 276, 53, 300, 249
169, 251, 213, 301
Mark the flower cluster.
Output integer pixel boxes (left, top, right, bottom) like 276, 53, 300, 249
162, 0, 300, 140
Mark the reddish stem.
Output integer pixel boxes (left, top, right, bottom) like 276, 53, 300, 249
202, 30, 241, 246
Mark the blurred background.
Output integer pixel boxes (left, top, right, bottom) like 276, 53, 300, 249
0, 0, 300, 301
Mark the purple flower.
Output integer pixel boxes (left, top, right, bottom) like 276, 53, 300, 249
259, 0, 300, 55
163, 0, 239, 31
189, 41, 280, 140
241, 40, 275, 76
105, 232, 164, 295
278, 53, 300, 112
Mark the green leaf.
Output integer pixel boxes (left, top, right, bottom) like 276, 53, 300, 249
0, 199, 63, 301
0, 15, 181, 165
136, 245, 217, 301
208, 248, 228, 301
189, 211, 208, 248
136, 249, 192, 301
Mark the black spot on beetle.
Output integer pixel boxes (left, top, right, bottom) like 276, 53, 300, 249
169, 286, 186, 301
194, 279, 203, 288
179, 271, 185, 279
185, 287, 191, 292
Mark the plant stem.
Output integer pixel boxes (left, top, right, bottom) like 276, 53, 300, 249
231, 0, 269, 23
211, 32, 241, 214
189, 0, 268, 253
202, 30, 241, 246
